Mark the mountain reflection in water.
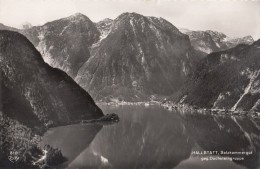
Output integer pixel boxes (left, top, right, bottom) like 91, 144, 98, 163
180, 113, 260, 169
41, 105, 260, 169
41, 124, 102, 168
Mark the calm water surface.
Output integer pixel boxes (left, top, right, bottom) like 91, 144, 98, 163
42, 105, 260, 169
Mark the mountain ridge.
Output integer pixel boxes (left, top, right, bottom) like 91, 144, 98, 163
75, 12, 199, 101
168, 39, 260, 111
179, 28, 254, 56
0, 13, 256, 102
0, 13, 101, 78
0, 30, 103, 129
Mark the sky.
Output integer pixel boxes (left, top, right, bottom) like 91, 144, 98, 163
0, 0, 259, 39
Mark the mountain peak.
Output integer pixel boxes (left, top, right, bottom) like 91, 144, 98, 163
72, 12, 86, 17
121, 12, 141, 16
76, 12, 196, 100
241, 35, 254, 41
20, 22, 32, 29
66, 12, 90, 22
178, 28, 192, 33
43, 12, 91, 26
97, 18, 113, 25
114, 12, 181, 35
205, 30, 227, 38
181, 29, 255, 56
117, 12, 145, 20
253, 38, 260, 46
29, 12, 100, 77
101, 18, 113, 22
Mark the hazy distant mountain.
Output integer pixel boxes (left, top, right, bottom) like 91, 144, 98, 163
20, 22, 33, 29
178, 28, 192, 34
0, 23, 18, 31
180, 29, 254, 56
206, 30, 254, 49
169, 39, 260, 111
0, 30, 103, 129
75, 12, 199, 101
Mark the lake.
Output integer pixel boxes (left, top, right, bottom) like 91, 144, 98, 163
41, 104, 260, 169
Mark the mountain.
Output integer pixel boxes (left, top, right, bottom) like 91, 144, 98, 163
0, 23, 18, 31
206, 30, 254, 50
0, 13, 199, 101
180, 29, 254, 56
178, 28, 192, 34
183, 31, 220, 55
0, 30, 103, 129
21, 13, 100, 78
169, 39, 260, 111
0, 13, 101, 78
20, 22, 32, 29
95, 18, 113, 41
75, 12, 199, 101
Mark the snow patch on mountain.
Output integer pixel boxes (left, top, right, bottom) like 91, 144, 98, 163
180, 28, 254, 56
130, 17, 137, 37
93, 18, 113, 48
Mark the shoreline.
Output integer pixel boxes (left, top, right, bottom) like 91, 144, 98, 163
97, 101, 160, 106
160, 102, 260, 117
96, 101, 260, 117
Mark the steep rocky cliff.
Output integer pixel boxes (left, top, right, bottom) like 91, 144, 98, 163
206, 30, 254, 50
95, 18, 113, 41
21, 13, 100, 77
75, 12, 199, 101
2, 14, 255, 103
0, 30, 103, 129
0, 14, 100, 78
180, 29, 254, 56
170, 39, 260, 111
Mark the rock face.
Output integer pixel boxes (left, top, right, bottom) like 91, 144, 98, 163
75, 12, 199, 101
0, 13, 199, 101
180, 29, 254, 56
0, 30, 103, 129
95, 18, 113, 41
0, 14, 101, 78
206, 30, 254, 50
0, 13, 99, 78
1, 13, 255, 102
170, 39, 260, 111
23, 13, 100, 77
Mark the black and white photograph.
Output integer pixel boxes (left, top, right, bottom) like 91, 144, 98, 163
0, 0, 260, 168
